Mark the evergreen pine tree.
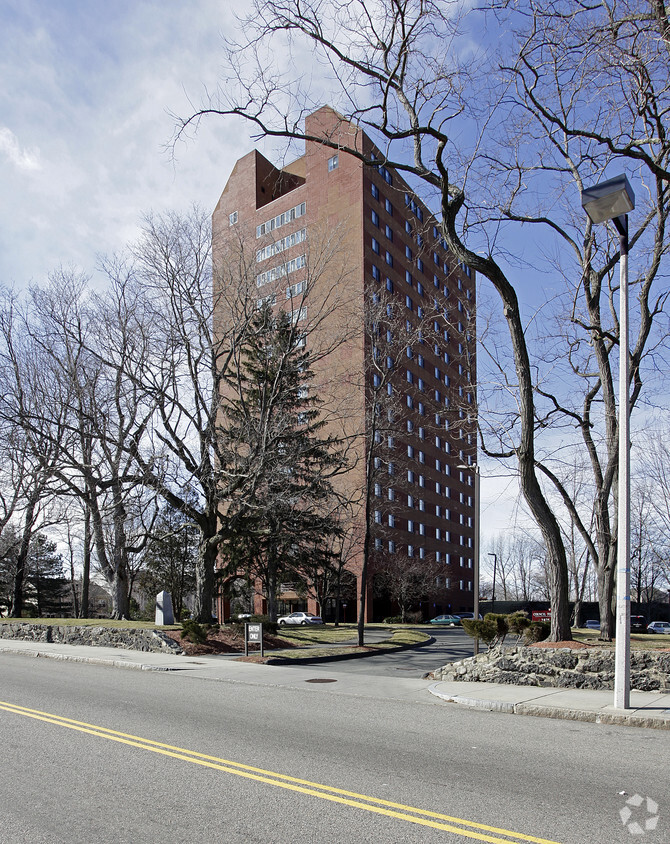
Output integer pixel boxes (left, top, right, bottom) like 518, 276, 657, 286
219, 306, 347, 620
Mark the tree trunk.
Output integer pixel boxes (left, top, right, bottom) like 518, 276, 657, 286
192, 534, 217, 623
80, 502, 91, 618
10, 496, 38, 618
597, 547, 616, 640
109, 568, 130, 620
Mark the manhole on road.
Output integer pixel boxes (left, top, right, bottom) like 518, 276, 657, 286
305, 678, 337, 683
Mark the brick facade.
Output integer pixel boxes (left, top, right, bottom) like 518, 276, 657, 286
213, 106, 476, 622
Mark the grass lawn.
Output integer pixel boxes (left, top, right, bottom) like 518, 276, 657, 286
268, 628, 429, 660
275, 624, 360, 644
571, 627, 670, 649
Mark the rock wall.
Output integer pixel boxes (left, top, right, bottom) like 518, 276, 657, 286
0, 623, 183, 654
432, 645, 670, 691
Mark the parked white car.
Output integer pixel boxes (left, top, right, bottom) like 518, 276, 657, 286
647, 621, 670, 634
278, 611, 323, 626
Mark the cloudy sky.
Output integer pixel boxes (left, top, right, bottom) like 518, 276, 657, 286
0, 0, 534, 545
0, 0, 253, 287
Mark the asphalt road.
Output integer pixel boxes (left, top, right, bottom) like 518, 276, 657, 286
1, 652, 667, 844
315, 626, 475, 677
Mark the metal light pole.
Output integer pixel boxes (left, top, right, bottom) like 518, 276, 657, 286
582, 174, 635, 710
458, 463, 480, 654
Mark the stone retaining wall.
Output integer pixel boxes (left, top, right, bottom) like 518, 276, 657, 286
432, 645, 670, 691
0, 623, 183, 654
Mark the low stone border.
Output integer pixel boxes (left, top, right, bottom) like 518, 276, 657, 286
432, 644, 670, 691
0, 623, 184, 654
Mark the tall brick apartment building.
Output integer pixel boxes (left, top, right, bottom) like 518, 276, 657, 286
212, 107, 476, 622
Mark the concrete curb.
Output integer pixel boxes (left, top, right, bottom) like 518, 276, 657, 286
0, 646, 178, 672
428, 683, 670, 730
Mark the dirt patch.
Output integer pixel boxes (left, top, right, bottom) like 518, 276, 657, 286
163, 628, 295, 656
529, 640, 590, 650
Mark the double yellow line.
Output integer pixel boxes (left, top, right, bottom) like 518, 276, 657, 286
0, 699, 561, 844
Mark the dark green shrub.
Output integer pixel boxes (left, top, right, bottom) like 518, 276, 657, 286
383, 616, 405, 624
180, 619, 208, 644
524, 621, 551, 643
484, 613, 509, 642
462, 618, 498, 647
507, 612, 531, 639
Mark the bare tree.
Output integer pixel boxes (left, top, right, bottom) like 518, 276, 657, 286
374, 552, 441, 622
174, 0, 574, 639
491, 0, 670, 638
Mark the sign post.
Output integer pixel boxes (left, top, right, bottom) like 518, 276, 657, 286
245, 622, 264, 657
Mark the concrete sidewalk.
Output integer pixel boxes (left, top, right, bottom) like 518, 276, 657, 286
428, 679, 670, 729
2, 638, 669, 729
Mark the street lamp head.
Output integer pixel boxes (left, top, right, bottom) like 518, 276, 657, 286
581, 174, 635, 225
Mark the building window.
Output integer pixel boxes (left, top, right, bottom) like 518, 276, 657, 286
386, 278, 394, 293
406, 245, 413, 260
371, 182, 379, 200
385, 251, 393, 266
290, 306, 307, 324
374, 509, 382, 524
388, 514, 395, 527
374, 483, 382, 497
371, 210, 380, 227
256, 201, 306, 238
406, 370, 414, 384
389, 540, 396, 553
406, 295, 413, 310
417, 258, 424, 272
286, 280, 306, 299
385, 224, 393, 241
229, 210, 238, 225
372, 265, 381, 282
375, 538, 383, 550
372, 237, 381, 255
328, 154, 339, 171
388, 488, 395, 501
408, 520, 414, 533
419, 547, 426, 559
385, 197, 393, 215
408, 544, 414, 557
405, 270, 413, 287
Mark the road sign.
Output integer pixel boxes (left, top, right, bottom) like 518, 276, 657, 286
245, 622, 264, 657
532, 611, 551, 623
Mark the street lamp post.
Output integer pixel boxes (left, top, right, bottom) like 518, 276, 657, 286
458, 463, 480, 655
582, 173, 635, 710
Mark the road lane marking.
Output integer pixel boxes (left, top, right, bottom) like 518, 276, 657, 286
0, 699, 561, 844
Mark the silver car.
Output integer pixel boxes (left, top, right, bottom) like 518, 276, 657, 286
278, 611, 323, 626
647, 621, 670, 634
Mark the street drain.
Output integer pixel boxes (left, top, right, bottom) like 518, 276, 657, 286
305, 678, 337, 683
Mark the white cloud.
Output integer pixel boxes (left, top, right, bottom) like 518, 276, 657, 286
0, 126, 41, 171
